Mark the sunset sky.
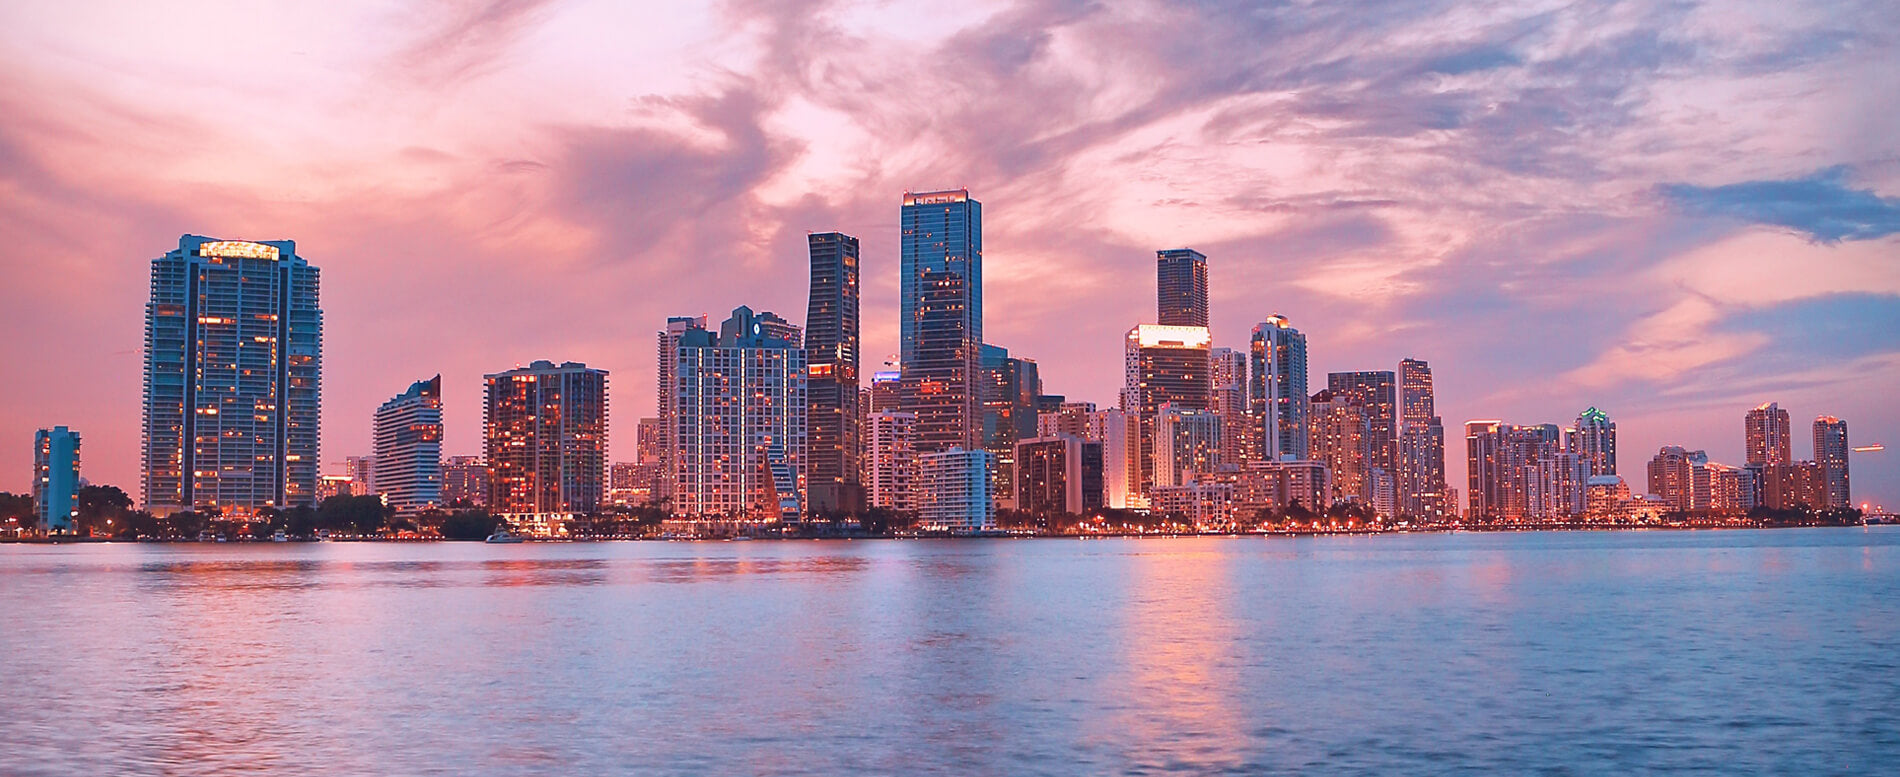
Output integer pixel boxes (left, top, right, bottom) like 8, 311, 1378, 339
3, 0, 1896, 507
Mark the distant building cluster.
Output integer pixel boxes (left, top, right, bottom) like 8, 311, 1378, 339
10, 198, 1874, 537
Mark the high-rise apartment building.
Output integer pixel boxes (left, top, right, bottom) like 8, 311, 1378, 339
656, 315, 708, 502
806, 232, 862, 515
1310, 389, 1371, 503
1123, 324, 1212, 495
484, 360, 608, 528
373, 375, 443, 515
1327, 371, 1398, 477
1567, 407, 1617, 476
1153, 404, 1222, 488
1397, 359, 1447, 517
1646, 446, 1711, 512
866, 410, 918, 512
1014, 435, 1103, 516
345, 455, 377, 500
1745, 402, 1792, 466
1249, 315, 1308, 460
1466, 421, 1562, 520
671, 308, 806, 522
1092, 408, 1140, 509
1036, 401, 1097, 440
441, 456, 487, 506
1211, 347, 1253, 466
1529, 452, 1588, 518
1156, 248, 1208, 327
33, 427, 80, 532
915, 447, 995, 532
142, 235, 321, 515
1813, 416, 1849, 508
901, 189, 983, 453
1707, 462, 1757, 513
979, 344, 1041, 504
869, 370, 903, 413
636, 418, 664, 465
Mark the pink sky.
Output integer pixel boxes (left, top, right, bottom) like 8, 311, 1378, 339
3, 0, 1897, 508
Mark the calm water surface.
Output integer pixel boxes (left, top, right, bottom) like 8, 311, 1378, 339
3, 529, 1897, 775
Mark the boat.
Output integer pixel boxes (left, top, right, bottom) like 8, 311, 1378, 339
486, 529, 526, 544
271, 529, 288, 542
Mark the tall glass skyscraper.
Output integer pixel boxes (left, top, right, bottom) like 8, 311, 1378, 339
1328, 370, 1398, 476
142, 235, 321, 515
1813, 415, 1849, 508
901, 189, 982, 453
671, 308, 806, 522
806, 232, 862, 515
1156, 248, 1208, 327
1249, 315, 1308, 461
373, 375, 443, 515
1397, 358, 1448, 517
1566, 406, 1617, 476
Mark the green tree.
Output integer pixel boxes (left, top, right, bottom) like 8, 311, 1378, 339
0, 492, 37, 534
440, 510, 502, 540
76, 485, 134, 536
319, 494, 388, 535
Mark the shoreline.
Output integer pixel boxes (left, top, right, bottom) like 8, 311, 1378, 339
2, 520, 1885, 544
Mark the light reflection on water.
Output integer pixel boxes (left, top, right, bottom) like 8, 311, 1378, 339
2, 529, 1898, 776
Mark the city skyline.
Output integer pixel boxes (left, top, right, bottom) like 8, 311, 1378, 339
1, 2, 1896, 508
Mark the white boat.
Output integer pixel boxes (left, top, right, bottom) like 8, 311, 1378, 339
486, 529, 525, 544
271, 530, 288, 542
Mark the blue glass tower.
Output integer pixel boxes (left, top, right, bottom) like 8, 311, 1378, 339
900, 189, 982, 453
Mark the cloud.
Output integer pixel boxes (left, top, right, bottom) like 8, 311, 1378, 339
1659, 166, 1900, 242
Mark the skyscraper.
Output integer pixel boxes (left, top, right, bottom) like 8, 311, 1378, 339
1310, 389, 1370, 503
33, 427, 80, 533
1396, 358, 1447, 517
372, 375, 443, 515
657, 315, 708, 502
1567, 407, 1617, 476
1015, 435, 1101, 516
1465, 421, 1562, 521
1211, 347, 1253, 466
142, 235, 321, 515
980, 344, 1041, 504
1152, 404, 1222, 488
1647, 446, 1711, 512
671, 308, 807, 522
1327, 371, 1398, 477
1813, 416, 1849, 508
1123, 324, 1212, 495
805, 231, 862, 515
1250, 315, 1308, 461
900, 189, 983, 453
1156, 248, 1208, 327
484, 360, 608, 530
1745, 402, 1792, 466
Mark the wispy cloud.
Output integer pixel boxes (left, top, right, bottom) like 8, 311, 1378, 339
1659, 166, 1900, 242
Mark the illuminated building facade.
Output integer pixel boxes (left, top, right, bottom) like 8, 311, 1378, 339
1211, 348, 1254, 467
1465, 421, 1562, 520
1123, 324, 1212, 495
1745, 402, 1792, 466
1761, 461, 1828, 510
1707, 462, 1757, 513
1148, 481, 1236, 525
636, 418, 664, 465
1529, 452, 1588, 518
1156, 248, 1208, 327
1249, 315, 1308, 460
1397, 358, 1447, 517
1153, 404, 1222, 488
1585, 475, 1630, 519
141, 235, 321, 515
373, 375, 443, 515
1036, 401, 1096, 440
866, 410, 918, 511
869, 370, 903, 413
607, 461, 661, 507
345, 455, 376, 500
1014, 436, 1103, 515
980, 344, 1041, 504
1310, 389, 1370, 503
916, 447, 995, 532
656, 316, 708, 502
806, 232, 863, 515
671, 308, 806, 522
900, 189, 983, 454
33, 427, 80, 532
441, 456, 487, 506
1646, 446, 1710, 512
483, 360, 608, 526
1233, 459, 1333, 516
1091, 408, 1140, 509
1813, 416, 1849, 508
1327, 371, 1398, 478
1567, 407, 1617, 476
